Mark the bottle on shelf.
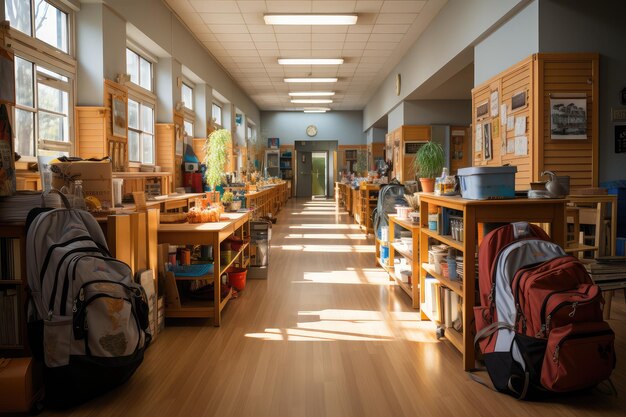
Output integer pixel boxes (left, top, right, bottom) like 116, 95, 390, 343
72, 180, 87, 210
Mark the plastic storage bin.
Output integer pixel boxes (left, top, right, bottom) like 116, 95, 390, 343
457, 166, 517, 200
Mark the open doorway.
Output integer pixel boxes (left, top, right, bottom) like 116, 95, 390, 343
311, 152, 327, 198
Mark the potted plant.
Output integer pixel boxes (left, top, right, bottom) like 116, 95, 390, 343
353, 150, 368, 177
221, 190, 234, 210
414, 141, 445, 193
203, 129, 232, 201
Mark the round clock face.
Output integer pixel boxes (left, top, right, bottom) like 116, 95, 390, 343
306, 125, 318, 137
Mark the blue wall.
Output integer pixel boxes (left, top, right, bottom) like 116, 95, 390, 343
260, 111, 366, 146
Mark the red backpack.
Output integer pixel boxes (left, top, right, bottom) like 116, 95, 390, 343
474, 222, 615, 399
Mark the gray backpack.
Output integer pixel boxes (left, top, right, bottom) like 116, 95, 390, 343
26, 193, 150, 408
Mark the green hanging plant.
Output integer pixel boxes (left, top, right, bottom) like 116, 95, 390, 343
414, 141, 445, 179
203, 129, 232, 191
353, 150, 368, 176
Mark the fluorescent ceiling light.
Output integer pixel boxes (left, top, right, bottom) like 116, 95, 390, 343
264, 14, 358, 26
304, 110, 327, 113
289, 92, 335, 97
284, 78, 338, 83
291, 99, 333, 104
303, 107, 331, 111
278, 58, 344, 65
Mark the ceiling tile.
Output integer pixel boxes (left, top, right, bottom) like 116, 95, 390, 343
311, 1, 356, 13
220, 41, 256, 50
354, 1, 383, 13
186, 23, 212, 34
266, 1, 312, 13
197, 33, 218, 42
365, 41, 398, 50
341, 49, 364, 58
347, 25, 374, 34
371, 24, 410, 34
362, 48, 393, 57
276, 49, 312, 58
274, 26, 312, 34
178, 12, 204, 24
251, 33, 277, 42
343, 41, 367, 49
311, 33, 346, 43
236, 1, 267, 13
375, 13, 417, 24
190, 1, 240, 13
276, 33, 312, 43
312, 49, 343, 57
278, 42, 312, 50
255, 41, 280, 50
312, 42, 344, 50
228, 49, 260, 57
312, 26, 349, 34
215, 33, 253, 42
380, 1, 426, 13
369, 33, 403, 42
236, 56, 263, 63
345, 33, 370, 42
247, 24, 275, 34
242, 13, 265, 24
258, 49, 280, 56
200, 13, 245, 24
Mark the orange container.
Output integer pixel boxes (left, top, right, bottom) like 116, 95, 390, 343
227, 267, 247, 291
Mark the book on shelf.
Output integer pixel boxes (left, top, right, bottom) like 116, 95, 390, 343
0, 238, 21, 280
0, 288, 20, 346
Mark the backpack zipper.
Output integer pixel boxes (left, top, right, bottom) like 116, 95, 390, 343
552, 329, 614, 362
39, 235, 98, 284
543, 286, 598, 336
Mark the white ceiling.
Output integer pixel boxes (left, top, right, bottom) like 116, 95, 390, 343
164, 0, 448, 111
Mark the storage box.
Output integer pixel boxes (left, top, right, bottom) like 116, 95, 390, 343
457, 166, 517, 200
51, 160, 113, 208
0, 357, 42, 413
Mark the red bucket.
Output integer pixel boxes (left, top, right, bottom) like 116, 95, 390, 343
227, 267, 247, 291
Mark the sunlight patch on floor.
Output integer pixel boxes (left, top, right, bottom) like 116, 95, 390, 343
289, 224, 363, 230
283, 233, 366, 240
272, 244, 375, 253
245, 309, 437, 343
296, 270, 390, 285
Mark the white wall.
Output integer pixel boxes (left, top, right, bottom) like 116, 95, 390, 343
363, 0, 530, 130
404, 100, 471, 126
538, 0, 626, 183
474, 0, 539, 85
261, 111, 366, 146
75, 4, 104, 105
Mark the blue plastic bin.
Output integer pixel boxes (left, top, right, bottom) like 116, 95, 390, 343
457, 166, 517, 200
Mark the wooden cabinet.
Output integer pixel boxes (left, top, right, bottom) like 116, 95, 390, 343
449, 126, 471, 175
157, 212, 250, 326
386, 215, 420, 308
418, 194, 566, 370
385, 125, 431, 182
471, 53, 599, 190
156, 113, 185, 192
0, 224, 27, 356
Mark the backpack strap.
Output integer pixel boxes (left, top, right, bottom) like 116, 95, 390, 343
473, 320, 514, 349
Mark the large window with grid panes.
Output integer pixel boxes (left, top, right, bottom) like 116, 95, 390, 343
126, 46, 156, 164
181, 79, 195, 141
5, 0, 75, 158
211, 102, 222, 128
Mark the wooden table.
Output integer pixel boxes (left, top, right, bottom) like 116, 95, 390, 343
149, 192, 204, 212
418, 194, 566, 371
157, 212, 250, 325
113, 171, 174, 196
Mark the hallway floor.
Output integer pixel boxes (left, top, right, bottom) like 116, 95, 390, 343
45, 198, 625, 417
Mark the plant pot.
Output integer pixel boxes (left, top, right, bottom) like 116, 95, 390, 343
419, 178, 435, 193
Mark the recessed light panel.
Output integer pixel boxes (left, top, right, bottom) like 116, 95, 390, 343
278, 58, 344, 65
304, 110, 327, 113
291, 99, 333, 104
264, 14, 358, 25
284, 78, 338, 83
289, 92, 335, 97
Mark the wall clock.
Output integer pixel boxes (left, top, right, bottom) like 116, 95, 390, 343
306, 125, 318, 137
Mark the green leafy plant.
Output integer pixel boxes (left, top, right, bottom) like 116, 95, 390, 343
353, 150, 368, 176
221, 191, 234, 203
203, 129, 232, 191
414, 141, 445, 179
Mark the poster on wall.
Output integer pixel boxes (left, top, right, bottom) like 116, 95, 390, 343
490, 91, 499, 117
475, 123, 483, 153
476, 101, 489, 119
550, 97, 587, 139
483, 123, 492, 161
112, 96, 127, 138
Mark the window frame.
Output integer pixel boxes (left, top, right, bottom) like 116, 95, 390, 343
5, 0, 76, 161
212, 102, 223, 128
127, 97, 155, 165
126, 46, 154, 93
181, 81, 194, 112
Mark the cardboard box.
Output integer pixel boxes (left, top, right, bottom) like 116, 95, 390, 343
51, 160, 113, 208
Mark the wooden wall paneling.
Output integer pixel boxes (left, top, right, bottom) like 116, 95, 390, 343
449, 126, 471, 174
368, 142, 384, 172
402, 125, 431, 181
193, 138, 205, 163
75, 107, 107, 159
156, 123, 176, 191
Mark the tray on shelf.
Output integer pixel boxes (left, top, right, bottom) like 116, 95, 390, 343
168, 263, 214, 277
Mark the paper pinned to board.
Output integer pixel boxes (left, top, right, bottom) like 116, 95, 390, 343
515, 116, 527, 136
500, 104, 507, 126
475, 123, 483, 151
515, 136, 528, 156
507, 116, 515, 131
507, 138, 515, 154
490, 91, 499, 117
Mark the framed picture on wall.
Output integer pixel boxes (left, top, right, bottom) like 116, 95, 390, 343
112, 96, 127, 138
511, 91, 527, 112
550, 97, 587, 139
476, 100, 489, 119
268, 137, 279, 148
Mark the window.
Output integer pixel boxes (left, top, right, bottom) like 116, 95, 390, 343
128, 99, 154, 164
184, 120, 194, 138
212, 102, 222, 127
5, 0, 69, 53
14, 57, 71, 157
181, 83, 193, 111
126, 48, 152, 91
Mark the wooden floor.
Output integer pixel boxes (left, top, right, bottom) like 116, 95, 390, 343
45, 198, 625, 417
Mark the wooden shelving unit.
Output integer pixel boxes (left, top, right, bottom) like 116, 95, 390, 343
387, 215, 420, 308
0, 224, 27, 356
157, 212, 250, 325
418, 194, 566, 371
358, 184, 379, 234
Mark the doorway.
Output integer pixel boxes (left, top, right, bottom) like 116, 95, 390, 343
311, 152, 327, 197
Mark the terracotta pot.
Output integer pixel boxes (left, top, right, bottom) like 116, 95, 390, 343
419, 178, 435, 193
